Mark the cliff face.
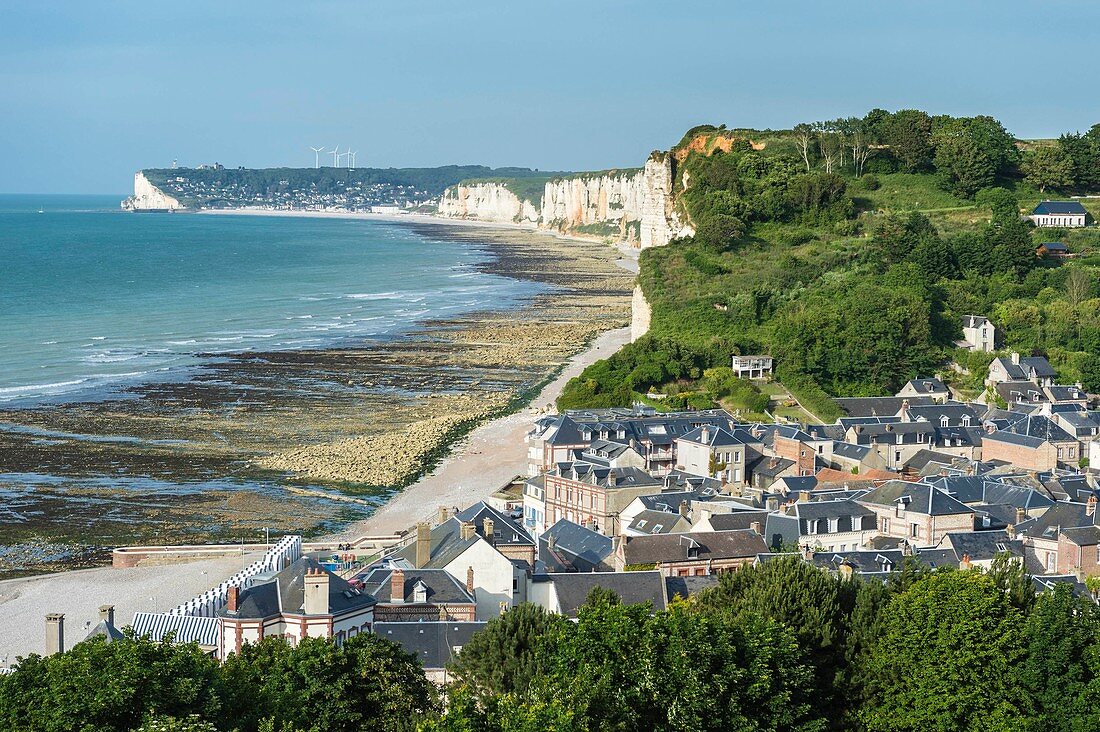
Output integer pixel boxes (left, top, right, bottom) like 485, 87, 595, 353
630, 285, 652, 341
121, 172, 183, 211
437, 182, 539, 223
437, 154, 692, 249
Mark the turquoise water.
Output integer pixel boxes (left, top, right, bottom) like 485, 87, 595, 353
0, 195, 534, 403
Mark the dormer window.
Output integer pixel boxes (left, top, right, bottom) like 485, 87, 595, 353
413, 581, 428, 604
962, 415, 971, 427
940, 416, 950, 428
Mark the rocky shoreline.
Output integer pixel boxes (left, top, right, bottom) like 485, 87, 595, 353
0, 219, 632, 577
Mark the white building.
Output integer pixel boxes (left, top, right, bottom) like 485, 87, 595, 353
1029, 201, 1088, 228
958, 315, 996, 353
731, 355, 773, 379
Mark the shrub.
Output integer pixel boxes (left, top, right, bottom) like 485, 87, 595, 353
860, 173, 880, 190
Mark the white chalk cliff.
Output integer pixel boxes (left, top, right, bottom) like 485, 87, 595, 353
437, 153, 692, 249
121, 173, 183, 211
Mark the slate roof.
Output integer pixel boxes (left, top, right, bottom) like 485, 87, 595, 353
455, 502, 534, 547
664, 575, 720, 600
374, 622, 487, 670
217, 557, 375, 620
392, 518, 481, 570
832, 441, 871, 461
539, 409, 740, 449
1031, 575, 1094, 600
634, 490, 697, 514
679, 425, 748, 447
1000, 414, 1075, 443
992, 355, 1057, 381
359, 568, 475, 605
629, 510, 690, 535
539, 519, 613, 573
1015, 501, 1098, 540
702, 509, 771, 532
809, 549, 905, 574
858, 481, 974, 516
900, 377, 949, 395
619, 530, 768, 565
905, 449, 968, 472
938, 530, 1023, 561
776, 476, 819, 494
660, 470, 725, 496
551, 463, 663, 491
962, 315, 991, 329
84, 619, 125, 643
548, 570, 668, 615
1033, 201, 1087, 215
835, 396, 935, 417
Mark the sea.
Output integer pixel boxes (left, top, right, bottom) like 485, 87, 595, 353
0, 194, 545, 574
0, 195, 535, 405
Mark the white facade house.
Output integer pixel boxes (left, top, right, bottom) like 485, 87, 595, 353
1029, 201, 1088, 228
959, 315, 996, 353
731, 355, 773, 379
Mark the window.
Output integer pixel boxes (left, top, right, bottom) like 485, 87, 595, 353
881, 518, 890, 533
910, 523, 919, 538
918, 433, 926, 443
828, 518, 839, 533
940, 416, 950, 428
1057, 448, 1064, 460
896, 435, 903, 444
962, 416, 971, 427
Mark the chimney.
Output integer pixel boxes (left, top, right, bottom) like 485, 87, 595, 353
838, 563, 854, 581
607, 471, 617, 488
960, 553, 972, 571
483, 517, 495, 543
415, 522, 431, 568
98, 605, 115, 626
750, 520, 762, 535
1015, 507, 1026, 526
1011, 352, 1020, 365
1088, 496, 1097, 517
701, 426, 710, 444
226, 586, 239, 613
466, 566, 475, 596
769, 456, 779, 469
437, 505, 451, 524
45, 614, 64, 655
900, 399, 910, 414
304, 567, 330, 615
547, 534, 557, 553
798, 490, 812, 503
679, 500, 690, 518
390, 568, 405, 603
1006, 524, 1016, 539
460, 521, 476, 542
801, 545, 814, 561
765, 496, 780, 512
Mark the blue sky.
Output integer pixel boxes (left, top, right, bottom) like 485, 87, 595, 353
2, 0, 1097, 193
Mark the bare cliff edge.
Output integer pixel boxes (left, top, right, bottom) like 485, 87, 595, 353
438, 153, 693, 250
121, 172, 183, 211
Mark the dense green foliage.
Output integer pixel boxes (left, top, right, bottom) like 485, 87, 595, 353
559, 110, 1100, 412
434, 560, 1100, 732
0, 633, 436, 732
5, 564, 1099, 731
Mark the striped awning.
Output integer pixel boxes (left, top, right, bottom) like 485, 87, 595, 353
131, 612, 219, 647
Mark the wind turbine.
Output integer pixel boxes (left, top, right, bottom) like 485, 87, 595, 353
348, 150, 357, 169
310, 146, 325, 169
329, 147, 340, 167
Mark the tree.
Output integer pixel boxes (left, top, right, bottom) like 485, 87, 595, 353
841, 117, 874, 176
1023, 146, 1074, 193
861, 571, 1027, 732
1058, 132, 1100, 192
814, 121, 844, 173
448, 604, 565, 700
0, 634, 230, 732
793, 123, 815, 171
1019, 585, 1100, 732
1079, 353, 1100, 393
934, 120, 997, 196
222, 634, 437, 732
881, 109, 934, 172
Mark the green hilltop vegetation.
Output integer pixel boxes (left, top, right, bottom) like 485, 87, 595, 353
559, 111, 1100, 419
142, 165, 567, 207
5, 559, 1100, 730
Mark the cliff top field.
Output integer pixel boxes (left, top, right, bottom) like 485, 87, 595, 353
559, 110, 1100, 418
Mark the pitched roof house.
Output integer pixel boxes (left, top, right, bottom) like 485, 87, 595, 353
1030, 201, 1088, 228
613, 529, 768, 576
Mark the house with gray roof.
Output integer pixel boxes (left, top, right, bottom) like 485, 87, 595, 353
982, 415, 1081, 471
987, 353, 1058, 388
897, 377, 950, 401
359, 567, 476, 622
373, 621, 487, 683
216, 557, 376, 657
932, 530, 1024, 569
765, 499, 877, 553
539, 519, 614, 573
1030, 200, 1089, 228
528, 571, 669, 616
958, 315, 997, 352
624, 509, 691, 537
858, 481, 975, 547
613, 529, 767, 576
